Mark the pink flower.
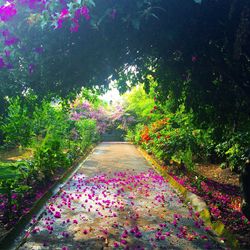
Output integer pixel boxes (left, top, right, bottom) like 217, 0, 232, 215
0, 3, 17, 22
172, 219, 177, 226
62, 232, 69, 238
5, 50, 11, 57
120, 239, 127, 245
34, 46, 44, 54
160, 235, 166, 240
54, 211, 61, 218
0, 57, 5, 68
20, 0, 46, 10
135, 231, 142, 238
70, 19, 79, 32
114, 242, 119, 248
165, 232, 171, 236
57, 18, 64, 29
80, 6, 90, 20
56, 8, 69, 29
4, 37, 19, 46
121, 232, 128, 238
2, 29, 10, 37
192, 55, 198, 62
102, 229, 108, 235
201, 235, 208, 239
60, 8, 69, 19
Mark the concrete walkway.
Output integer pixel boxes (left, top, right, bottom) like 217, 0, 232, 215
18, 143, 222, 250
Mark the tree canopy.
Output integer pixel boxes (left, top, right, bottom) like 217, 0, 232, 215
0, 0, 249, 133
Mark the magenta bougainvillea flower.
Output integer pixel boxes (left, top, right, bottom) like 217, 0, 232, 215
0, 2, 17, 22
56, 8, 69, 29
113, 242, 120, 248
0, 1, 93, 67
6, 63, 13, 69
192, 55, 197, 62
80, 6, 90, 20
54, 211, 61, 218
2, 29, 10, 37
0, 57, 5, 68
4, 50, 11, 57
4, 36, 19, 46
70, 18, 80, 33
60, 8, 69, 19
34, 46, 44, 54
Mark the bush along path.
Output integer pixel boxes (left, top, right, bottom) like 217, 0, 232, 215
15, 143, 224, 250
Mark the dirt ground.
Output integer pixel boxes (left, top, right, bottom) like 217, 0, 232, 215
194, 163, 240, 187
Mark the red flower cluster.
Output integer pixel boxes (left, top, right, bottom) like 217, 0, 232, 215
141, 126, 151, 142
151, 118, 170, 132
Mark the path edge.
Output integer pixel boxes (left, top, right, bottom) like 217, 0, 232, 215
0, 144, 97, 250
137, 146, 239, 250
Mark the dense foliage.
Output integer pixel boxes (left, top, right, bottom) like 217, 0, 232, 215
124, 82, 250, 172
0, 90, 105, 227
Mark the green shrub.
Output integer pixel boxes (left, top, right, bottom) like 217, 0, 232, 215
215, 131, 250, 171
125, 123, 144, 144
75, 119, 99, 152
32, 99, 71, 147
34, 132, 70, 180
0, 162, 31, 220
1, 97, 33, 147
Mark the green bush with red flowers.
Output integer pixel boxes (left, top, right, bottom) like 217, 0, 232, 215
124, 88, 208, 171
137, 106, 199, 170
124, 80, 250, 173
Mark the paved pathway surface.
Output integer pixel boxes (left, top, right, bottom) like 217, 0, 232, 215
18, 143, 222, 250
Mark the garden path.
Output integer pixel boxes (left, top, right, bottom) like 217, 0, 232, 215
18, 142, 222, 250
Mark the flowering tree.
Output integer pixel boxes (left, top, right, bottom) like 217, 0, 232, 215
69, 98, 109, 134
69, 95, 135, 136
0, 0, 93, 69
0, 0, 165, 105
109, 104, 135, 131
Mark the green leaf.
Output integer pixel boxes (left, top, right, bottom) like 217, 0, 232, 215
0, 166, 20, 180
14, 185, 31, 193
87, 0, 95, 7
0, 187, 9, 194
